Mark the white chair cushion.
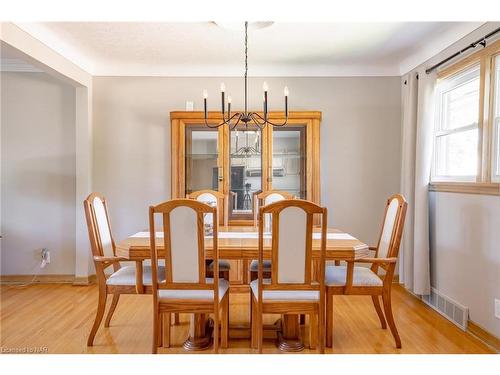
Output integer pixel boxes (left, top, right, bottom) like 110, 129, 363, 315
250, 279, 319, 301
106, 265, 166, 286
249, 259, 272, 272
158, 278, 229, 302
207, 260, 231, 272
325, 265, 383, 287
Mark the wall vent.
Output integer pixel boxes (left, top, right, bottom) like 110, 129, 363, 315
421, 287, 469, 331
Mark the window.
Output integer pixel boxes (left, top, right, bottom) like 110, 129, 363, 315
492, 54, 500, 182
429, 39, 500, 195
433, 65, 480, 181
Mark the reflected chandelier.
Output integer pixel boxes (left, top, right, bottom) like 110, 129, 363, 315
202, 21, 289, 130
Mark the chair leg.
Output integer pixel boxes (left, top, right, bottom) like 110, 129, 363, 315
257, 303, 263, 354
326, 292, 333, 348
371, 295, 387, 329
152, 305, 159, 354
220, 294, 229, 348
382, 291, 401, 348
173, 313, 180, 325
300, 314, 306, 325
309, 312, 317, 350
87, 286, 107, 346
104, 294, 120, 328
158, 312, 163, 347
318, 302, 325, 354
250, 295, 257, 349
163, 313, 171, 348
213, 307, 219, 354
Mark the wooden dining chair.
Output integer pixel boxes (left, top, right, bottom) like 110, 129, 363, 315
83, 192, 166, 346
325, 194, 407, 348
250, 190, 294, 281
251, 199, 327, 353
187, 189, 230, 282
149, 199, 229, 353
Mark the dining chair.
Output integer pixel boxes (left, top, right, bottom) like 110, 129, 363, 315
251, 199, 327, 353
325, 194, 407, 348
187, 189, 230, 282
250, 190, 294, 281
83, 192, 166, 346
149, 199, 229, 353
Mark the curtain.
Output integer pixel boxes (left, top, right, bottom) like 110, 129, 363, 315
400, 70, 436, 295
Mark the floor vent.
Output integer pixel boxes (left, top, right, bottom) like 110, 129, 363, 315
421, 288, 469, 331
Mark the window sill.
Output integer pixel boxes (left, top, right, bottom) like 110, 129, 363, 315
429, 182, 500, 196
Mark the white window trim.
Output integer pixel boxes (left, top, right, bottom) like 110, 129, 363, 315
491, 56, 500, 183
431, 65, 480, 183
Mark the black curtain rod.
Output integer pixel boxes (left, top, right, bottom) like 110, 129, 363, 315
425, 26, 500, 74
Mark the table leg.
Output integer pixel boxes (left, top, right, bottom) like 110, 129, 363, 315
183, 313, 213, 351
135, 261, 144, 294
277, 314, 304, 352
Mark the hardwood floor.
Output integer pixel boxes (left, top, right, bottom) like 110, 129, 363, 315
0, 283, 493, 354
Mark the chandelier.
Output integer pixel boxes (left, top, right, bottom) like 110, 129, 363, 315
202, 21, 289, 130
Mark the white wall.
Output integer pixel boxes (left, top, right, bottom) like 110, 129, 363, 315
1, 72, 76, 275
92, 76, 402, 245
429, 192, 500, 337
402, 22, 500, 336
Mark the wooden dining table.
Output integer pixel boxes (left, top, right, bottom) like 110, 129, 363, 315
116, 225, 369, 351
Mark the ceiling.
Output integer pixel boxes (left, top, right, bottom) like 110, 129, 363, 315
13, 22, 484, 76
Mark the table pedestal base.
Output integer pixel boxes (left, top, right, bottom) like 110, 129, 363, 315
276, 315, 304, 352
183, 315, 213, 351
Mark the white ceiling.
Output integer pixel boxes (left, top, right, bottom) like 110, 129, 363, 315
14, 22, 484, 76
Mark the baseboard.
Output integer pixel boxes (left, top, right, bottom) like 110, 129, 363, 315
467, 320, 500, 353
392, 274, 399, 284
73, 274, 97, 285
0, 274, 97, 286
0, 274, 75, 285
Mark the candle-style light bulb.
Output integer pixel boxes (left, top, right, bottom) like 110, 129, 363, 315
263, 81, 269, 92
284, 86, 289, 96
203, 89, 208, 99
227, 96, 232, 104
220, 83, 226, 92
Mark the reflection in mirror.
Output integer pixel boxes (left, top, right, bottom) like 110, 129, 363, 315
229, 124, 262, 220
185, 127, 219, 195
272, 126, 306, 199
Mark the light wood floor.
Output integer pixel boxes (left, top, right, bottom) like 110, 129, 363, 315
0, 283, 493, 354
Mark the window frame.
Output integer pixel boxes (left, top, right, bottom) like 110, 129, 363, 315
432, 64, 481, 182
491, 53, 500, 182
429, 39, 500, 196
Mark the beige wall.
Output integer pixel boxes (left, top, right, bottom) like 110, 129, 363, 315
1, 72, 76, 275
92, 76, 402, 244
429, 192, 500, 338
403, 22, 500, 337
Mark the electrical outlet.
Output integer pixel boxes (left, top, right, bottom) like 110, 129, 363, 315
41, 248, 50, 268
495, 299, 500, 319
185, 101, 194, 111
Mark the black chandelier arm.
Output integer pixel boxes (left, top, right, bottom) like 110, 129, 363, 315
248, 113, 267, 130
229, 113, 244, 130
204, 112, 242, 128
251, 112, 288, 127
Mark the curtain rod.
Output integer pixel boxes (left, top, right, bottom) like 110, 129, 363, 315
425, 26, 500, 74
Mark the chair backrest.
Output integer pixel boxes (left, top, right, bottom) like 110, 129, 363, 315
188, 189, 226, 226
257, 199, 327, 295
375, 194, 408, 260
149, 199, 219, 297
254, 190, 294, 228
83, 192, 115, 259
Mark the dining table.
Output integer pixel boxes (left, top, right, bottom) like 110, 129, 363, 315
116, 225, 369, 351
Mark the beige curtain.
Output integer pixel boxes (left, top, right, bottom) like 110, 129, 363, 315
400, 70, 436, 295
